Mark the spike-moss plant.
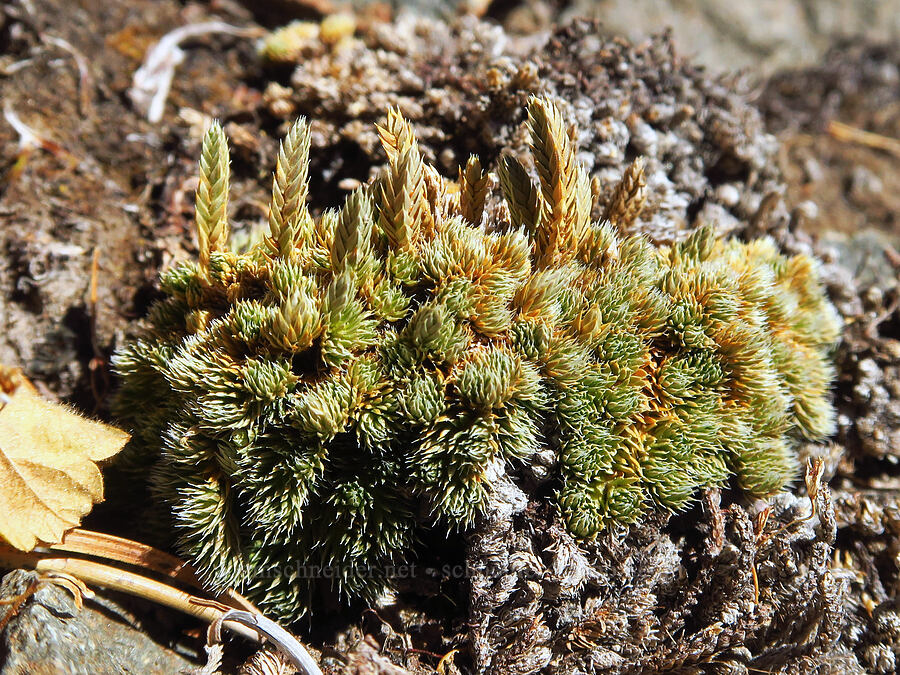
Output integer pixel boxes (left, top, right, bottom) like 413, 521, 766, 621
113, 97, 840, 618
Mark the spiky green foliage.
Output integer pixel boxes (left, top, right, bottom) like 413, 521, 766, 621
113, 96, 839, 619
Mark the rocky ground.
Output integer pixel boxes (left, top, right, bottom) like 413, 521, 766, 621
0, 1, 898, 673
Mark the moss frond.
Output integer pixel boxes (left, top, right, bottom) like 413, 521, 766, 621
196, 121, 231, 271
602, 157, 647, 231
497, 153, 542, 236
526, 96, 591, 267
267, 117, 312, 260
458, 155, 490, 226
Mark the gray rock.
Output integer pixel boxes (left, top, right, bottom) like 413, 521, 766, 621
553, 0, 900, 74
0, 569, 195, 675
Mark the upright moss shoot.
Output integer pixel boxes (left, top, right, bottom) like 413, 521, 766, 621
113, 98, 839, 618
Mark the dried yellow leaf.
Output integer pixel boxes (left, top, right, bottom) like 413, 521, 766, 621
0, 368, 129, 551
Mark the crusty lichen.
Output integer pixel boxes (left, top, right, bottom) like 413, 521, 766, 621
113, 97, 839, 619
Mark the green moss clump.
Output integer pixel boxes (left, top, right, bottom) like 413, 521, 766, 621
113, 98, 839, 618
